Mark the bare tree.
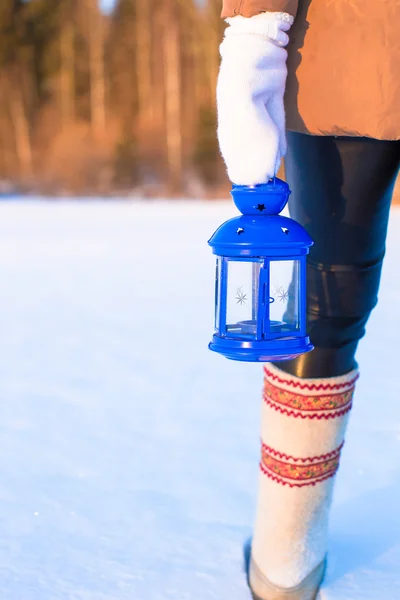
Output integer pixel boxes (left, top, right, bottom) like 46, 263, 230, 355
59, 1, 76, 128
83, 0, 106, 138
135, 0, 153, 124
0, 2, 34, 176
7, 69, 33, 175
203, 0, 226, 104
163, 1, 182, 188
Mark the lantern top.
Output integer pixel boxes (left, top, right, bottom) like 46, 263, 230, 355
208, 214, 313, 257
209, 178, 313, 257
231, 178, 290, 215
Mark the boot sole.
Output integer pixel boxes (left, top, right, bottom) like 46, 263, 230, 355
249, 556, 327, 600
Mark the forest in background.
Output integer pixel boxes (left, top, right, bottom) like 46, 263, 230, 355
0, 0, 228, 196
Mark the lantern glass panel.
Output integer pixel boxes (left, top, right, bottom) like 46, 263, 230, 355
226, 259, 263, 338
269, 259, 300, 334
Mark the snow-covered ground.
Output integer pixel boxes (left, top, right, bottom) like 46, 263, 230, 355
0, 199, 399, 600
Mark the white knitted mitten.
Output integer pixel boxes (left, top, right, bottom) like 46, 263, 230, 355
250, 363, 359, 598
217, 12, 294, 185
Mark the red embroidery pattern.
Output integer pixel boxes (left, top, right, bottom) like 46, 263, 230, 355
260, 443, 343, 487
263, 379, 354, 419
262, 442, 344, 463
263, 366, 359, 391
260, 464, 338, 488
263, 399, 352, 420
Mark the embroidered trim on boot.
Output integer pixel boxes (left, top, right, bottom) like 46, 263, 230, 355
260, 442, 343, 487
263, 366, 358, 420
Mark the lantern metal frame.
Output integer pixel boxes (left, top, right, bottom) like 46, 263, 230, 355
208, 179, 314, 362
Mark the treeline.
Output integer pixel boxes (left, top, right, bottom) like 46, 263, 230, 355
0, 0, 227, 196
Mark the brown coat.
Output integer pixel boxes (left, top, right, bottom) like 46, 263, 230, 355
221, 0, 400, 140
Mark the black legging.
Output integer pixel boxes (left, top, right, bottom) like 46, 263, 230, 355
278, 132, 400, 379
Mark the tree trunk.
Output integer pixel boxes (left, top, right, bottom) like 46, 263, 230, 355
87, 0, 106, 138
135, 0, 153, 123
59, 16, 75, 128
205, 0, 225, 105
9, 72, 32, 176
163, 3, 182, 189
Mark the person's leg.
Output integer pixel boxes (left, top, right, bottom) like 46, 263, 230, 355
250, 134, 400, 600
284, 133, 400, 378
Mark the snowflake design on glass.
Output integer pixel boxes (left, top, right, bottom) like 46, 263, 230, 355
236, 286, 247, 305
274, 285, 289, 303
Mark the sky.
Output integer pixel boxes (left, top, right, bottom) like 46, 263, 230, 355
99, 0, 116, 14
99, 0, 203, 12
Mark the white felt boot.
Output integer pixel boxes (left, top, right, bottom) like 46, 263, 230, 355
250, 363, 359, 600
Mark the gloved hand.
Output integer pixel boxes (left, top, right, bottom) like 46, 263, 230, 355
217, 12, 294, 185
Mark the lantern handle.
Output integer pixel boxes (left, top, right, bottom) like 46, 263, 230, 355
231, 177, 290, 216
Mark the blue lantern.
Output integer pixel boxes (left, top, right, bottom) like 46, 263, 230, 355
208, 178, 314, 362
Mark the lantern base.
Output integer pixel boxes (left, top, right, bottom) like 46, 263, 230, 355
208, 334, 313, 362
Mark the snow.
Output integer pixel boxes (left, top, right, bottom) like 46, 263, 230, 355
0, 199, 398, 600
